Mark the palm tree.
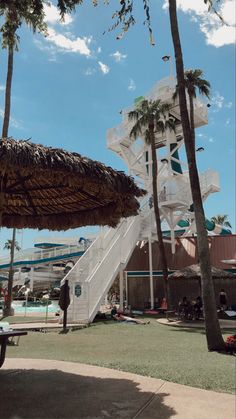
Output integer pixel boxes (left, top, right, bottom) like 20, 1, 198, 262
128, 99, 175, 307
4, 238, 21, 252
211, 215, 232, 229
0, 1, 46, 137
168, 0, 225, 351
0, 1, 46, 316
173, 69, 210, 150
3, 229, 21, 315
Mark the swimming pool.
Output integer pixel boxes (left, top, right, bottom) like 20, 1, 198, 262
11, 300, 59, 314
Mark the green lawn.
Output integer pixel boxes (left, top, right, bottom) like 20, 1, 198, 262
6, 319, 235, 394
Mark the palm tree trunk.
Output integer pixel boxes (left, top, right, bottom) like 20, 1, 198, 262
150, 124, 171, 308
4, 228, 16, 316
189, 93, 195, 148
2, 46, 14, 138
2, 46, 16, 316
168, 0, 225, 351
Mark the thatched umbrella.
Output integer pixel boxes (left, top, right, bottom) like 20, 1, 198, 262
169, 264, 236, 280
0, 138, 146, 230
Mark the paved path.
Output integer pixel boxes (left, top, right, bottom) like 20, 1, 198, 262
10, 322, 85, 331
1, 358, 235, 419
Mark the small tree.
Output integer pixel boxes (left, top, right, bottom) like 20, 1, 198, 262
3, 232, 21, 315
3, 238, 21, 252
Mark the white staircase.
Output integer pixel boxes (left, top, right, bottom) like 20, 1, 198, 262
64, 214, 142, 323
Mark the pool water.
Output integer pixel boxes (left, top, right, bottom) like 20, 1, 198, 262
12, 300, 59, 314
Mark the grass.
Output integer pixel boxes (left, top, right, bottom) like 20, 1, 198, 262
6, 318, 235, 394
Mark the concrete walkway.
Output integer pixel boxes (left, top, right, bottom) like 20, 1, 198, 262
1, 358, 235, 419
10, 322, 86, 331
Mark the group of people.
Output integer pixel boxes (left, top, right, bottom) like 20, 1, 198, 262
178, 289, 229, 320
178, 296, 203, 320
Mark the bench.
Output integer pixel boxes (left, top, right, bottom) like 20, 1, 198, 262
0, 330, 27, 368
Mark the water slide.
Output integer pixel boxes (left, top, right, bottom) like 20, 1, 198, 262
177, 219, 231, 235
0, 244, 85, 270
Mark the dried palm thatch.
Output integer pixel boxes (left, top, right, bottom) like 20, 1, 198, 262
0, 138, 146, 230
169, 264, 235, 279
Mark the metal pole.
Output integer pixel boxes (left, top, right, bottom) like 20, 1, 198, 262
125, 271, 128, 307
63, 279, 68, 332
45, 298, 49, 324
24, 292, 28, 317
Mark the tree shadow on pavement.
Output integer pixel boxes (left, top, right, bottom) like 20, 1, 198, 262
0, 368, 176, 419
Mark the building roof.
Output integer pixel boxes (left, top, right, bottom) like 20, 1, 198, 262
169, 264, 235, 279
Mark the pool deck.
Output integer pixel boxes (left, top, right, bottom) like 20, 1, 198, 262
11, 321, 86, 331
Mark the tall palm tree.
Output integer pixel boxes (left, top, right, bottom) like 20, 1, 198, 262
71, 0, 226, 350
211, 215, 232, 229
0, 1, 46, 137
0, 1, 46, 316
168, 0, 225, 351
128, 99, 175, 306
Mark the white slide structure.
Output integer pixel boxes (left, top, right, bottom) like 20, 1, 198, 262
64, 214, 142, 324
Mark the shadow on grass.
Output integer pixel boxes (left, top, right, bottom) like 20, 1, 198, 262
0, 367, 175, 419
167, 325, 236, 336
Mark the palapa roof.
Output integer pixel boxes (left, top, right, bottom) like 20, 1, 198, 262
0, 138, 146, 230
169, 264, 235, 279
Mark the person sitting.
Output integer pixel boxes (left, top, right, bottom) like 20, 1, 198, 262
157, 297, 167, 313
178, 296, 190, 319
194, 296, 203, 320
219, 289, 228, 311
111, 305, 118, 319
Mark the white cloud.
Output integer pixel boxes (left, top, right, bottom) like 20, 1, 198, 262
225, 101, 233, 108
211, 91, 233, 112
0, 85, 5, 91
197, 132, 207, 139
98, 61, 110, 74
45, 28, 91, 56
225, 118, 231, 125
44, 3, 73, 26
211, 91, 224, 110
84, 67, 96, 76
0, 108, 22, 129
209, 137, 215, 143
128, 78, 136, 91
110, 51, 127, 62
163, 0, 236, 47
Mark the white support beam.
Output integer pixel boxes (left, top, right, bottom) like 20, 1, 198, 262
119, 269, 124, 312
148, 238, 154, 310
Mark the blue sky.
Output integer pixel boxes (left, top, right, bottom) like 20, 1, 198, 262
0, 0, 235, 252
